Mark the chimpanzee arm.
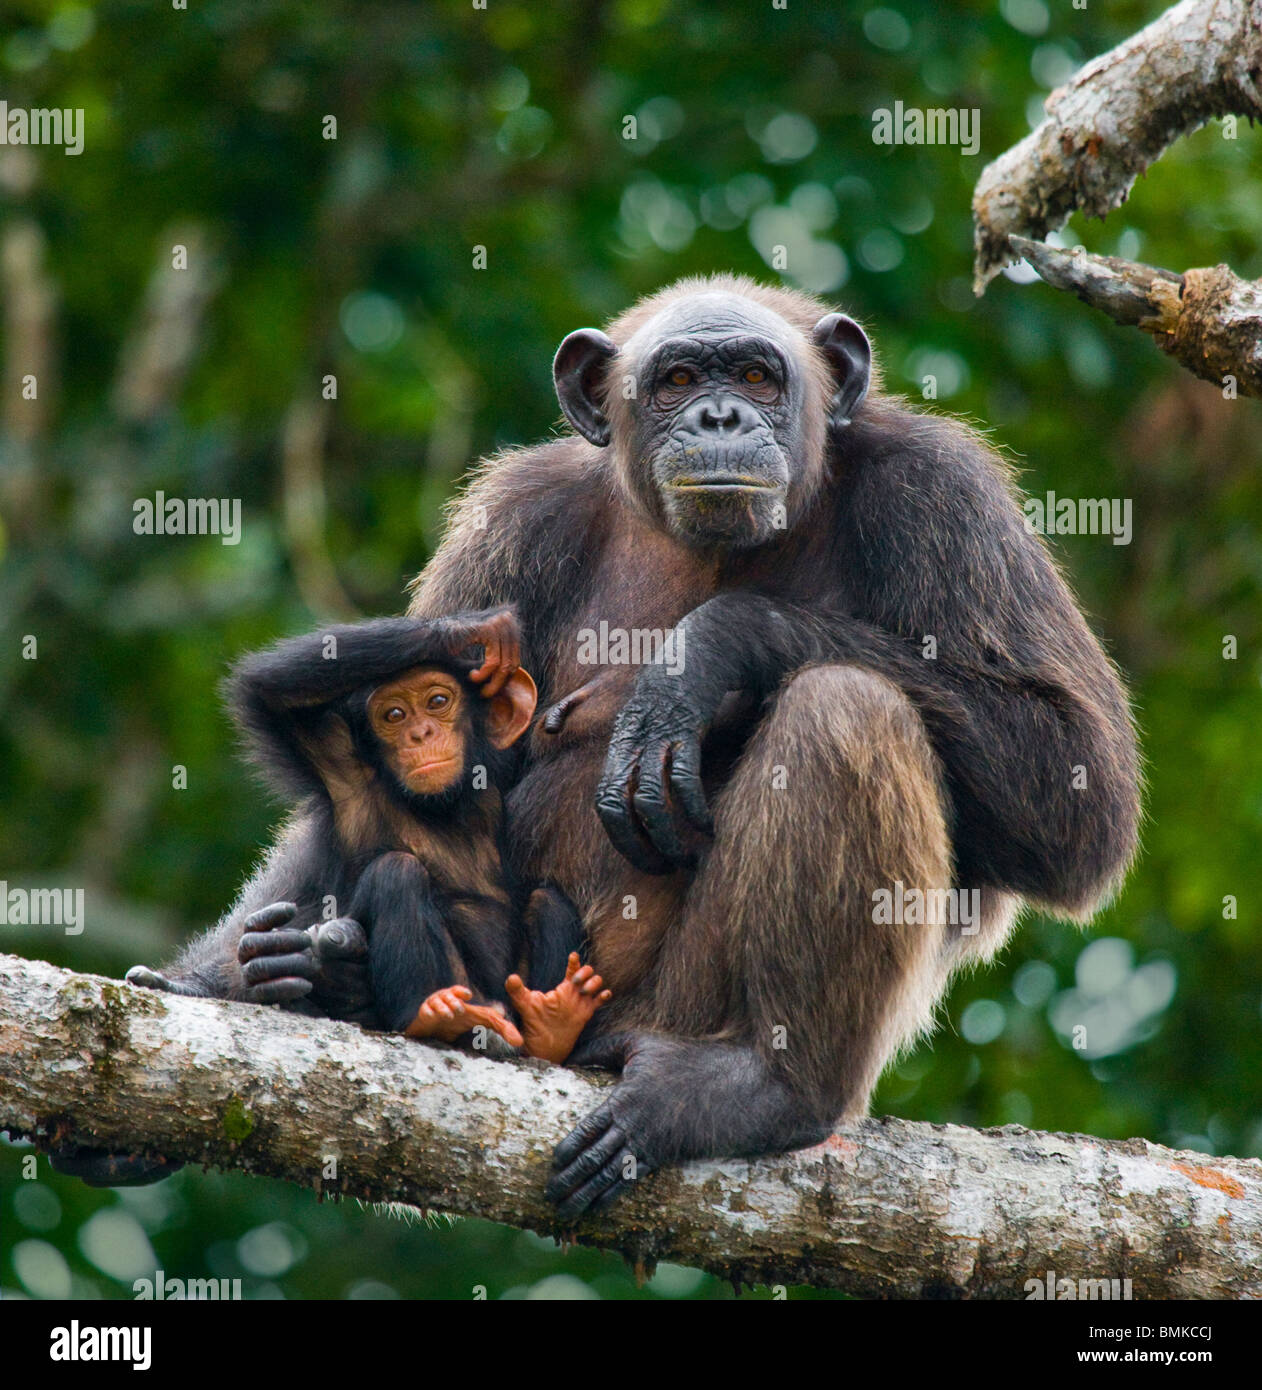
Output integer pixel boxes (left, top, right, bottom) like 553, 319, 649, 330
598, 425, 1139, 914
228, 608, 519, 797
231, 609, 518, 714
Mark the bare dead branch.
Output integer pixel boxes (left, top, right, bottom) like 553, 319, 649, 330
2, 953, 1260, 1297
1010, 235, 1262, 395
974, 0, 1262, 291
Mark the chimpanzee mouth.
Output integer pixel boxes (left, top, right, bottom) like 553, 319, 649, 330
670, 474, 780, 492
402, 756, 459, 778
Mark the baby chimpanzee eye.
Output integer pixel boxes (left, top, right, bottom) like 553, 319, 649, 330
427, 693, 450, 711
384, 706, 406, 722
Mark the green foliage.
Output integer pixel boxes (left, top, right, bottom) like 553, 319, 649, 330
1, 0, 1258, 1299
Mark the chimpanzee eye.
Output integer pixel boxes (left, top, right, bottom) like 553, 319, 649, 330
744, 366, 766, 384
669, 369, 692, 387
384, 706, 406, 723
427, 693, 450, 711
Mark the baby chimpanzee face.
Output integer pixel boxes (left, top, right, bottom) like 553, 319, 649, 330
368, 667, 471, 795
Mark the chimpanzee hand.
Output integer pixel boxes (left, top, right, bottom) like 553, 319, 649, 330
127, 903, 370, 1015
439, 604, 521, 697
240, 903, 373, 1018
595, 661, 716, 873
234, 901, 321, 1003
123, 902, 312, 1003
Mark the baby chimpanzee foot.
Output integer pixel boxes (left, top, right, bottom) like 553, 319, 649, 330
505, 953, 612, 1063
405, 986, 524, 1048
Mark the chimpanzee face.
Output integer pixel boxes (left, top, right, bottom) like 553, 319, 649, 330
368, 667, 472, 797
355, 662, 539, 815
626, 298, 806, 548
553, 289, 871, 551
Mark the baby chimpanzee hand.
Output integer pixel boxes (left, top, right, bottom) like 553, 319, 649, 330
440, 605, 522, 697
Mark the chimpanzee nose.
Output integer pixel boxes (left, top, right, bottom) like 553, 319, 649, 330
683, 395, 754, 435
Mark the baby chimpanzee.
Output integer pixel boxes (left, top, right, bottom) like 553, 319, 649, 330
224, 607, 609, 1063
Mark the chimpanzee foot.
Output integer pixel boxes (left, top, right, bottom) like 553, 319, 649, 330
404, 986, 524, 1048
546, 1034, 829, 1219
505, 953, 611, 1063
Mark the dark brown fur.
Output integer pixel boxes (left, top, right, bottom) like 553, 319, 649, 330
408, 274, 1139, 1126
105, 276, 1137, 1207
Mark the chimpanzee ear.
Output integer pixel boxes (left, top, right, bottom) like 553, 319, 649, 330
553, 329, 618, 447
812, 313, 872, 428
486, 668, 539, 749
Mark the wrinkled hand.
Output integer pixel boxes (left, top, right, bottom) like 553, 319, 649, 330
547, 1033, 827, 1219
441, 604, 521, 697
595, 666, 715, 874
546, 1033, 675, 1218
126, 903, 313, 1003
127, 902, 371, 1016
235, 901, 320, 1003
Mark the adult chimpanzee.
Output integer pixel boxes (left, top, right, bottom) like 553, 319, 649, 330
104, 275, 1140, 1215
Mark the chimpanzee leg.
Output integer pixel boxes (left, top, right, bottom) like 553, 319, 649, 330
522, 885, 586, 991
657, 664, 957, 1110
551, 665, 959, 1215
351, 852, 464, 1033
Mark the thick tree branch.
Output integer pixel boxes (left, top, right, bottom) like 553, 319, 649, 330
1009, 236, 1262, 395
973, 0, 1262, 291
2, 952, 1260, 1297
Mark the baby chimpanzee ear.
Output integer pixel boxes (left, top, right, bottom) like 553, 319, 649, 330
486, 668, 538, 749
